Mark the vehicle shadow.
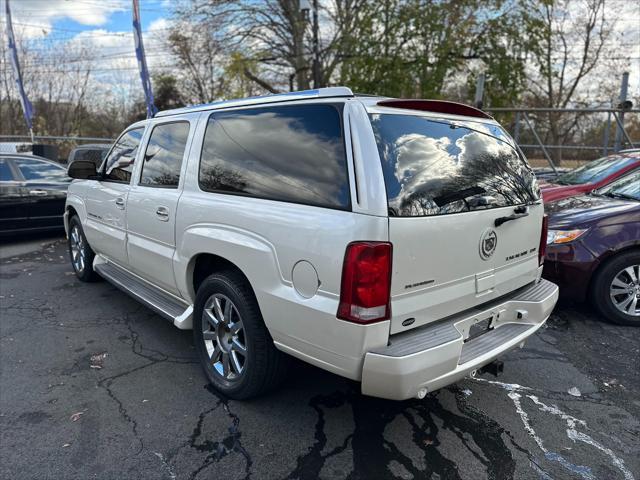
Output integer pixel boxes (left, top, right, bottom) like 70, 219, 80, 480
194, 354, 520, 480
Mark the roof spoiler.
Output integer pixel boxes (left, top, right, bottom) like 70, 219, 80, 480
377, 99, 492, 120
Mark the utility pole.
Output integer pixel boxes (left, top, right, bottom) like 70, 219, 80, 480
603, 111, 611, 156
613, 72, 629, 152
312, 0, 321, 88
474, 73, 485, 109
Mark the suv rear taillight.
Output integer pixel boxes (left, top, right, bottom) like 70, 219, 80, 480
337, 242, 392, 324
539, 215, 548, 265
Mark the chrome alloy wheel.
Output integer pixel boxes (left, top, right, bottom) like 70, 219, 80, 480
202, 293, 247, 380
70, 225, 86, 273
609, 265, 640, 317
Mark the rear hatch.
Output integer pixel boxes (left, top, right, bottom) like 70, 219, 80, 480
368, 110, 543, 334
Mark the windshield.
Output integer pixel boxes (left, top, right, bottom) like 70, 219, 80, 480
369, 113, 540, 217
555, 155, 637, 185
596, 170, 640, 201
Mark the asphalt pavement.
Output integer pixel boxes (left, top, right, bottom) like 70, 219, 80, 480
1, 237, 638, 480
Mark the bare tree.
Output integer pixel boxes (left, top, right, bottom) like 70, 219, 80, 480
167, 23, 229, 103
527, 0, 616, 162
172, 0, 364, 93
0, 28, 96, 137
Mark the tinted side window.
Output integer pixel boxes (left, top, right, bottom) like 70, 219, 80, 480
140, 122, 190, 188
370, 114, 540, 217
73, 148, 107, 166
104, 128, 145, 183
199, 104, 350, 209
14, 159, 68, 182
0, 160, 13, 181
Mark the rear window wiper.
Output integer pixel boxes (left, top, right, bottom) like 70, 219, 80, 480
604, 192, 640, 202
433, 186, 486, 208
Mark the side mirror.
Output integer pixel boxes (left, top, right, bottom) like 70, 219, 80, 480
145, 144, 161, 160
68, 160, 98, 180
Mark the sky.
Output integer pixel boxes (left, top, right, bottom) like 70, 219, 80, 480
1, 0, 639, 106
1, 0, 176, 104
4, 0, 170, 37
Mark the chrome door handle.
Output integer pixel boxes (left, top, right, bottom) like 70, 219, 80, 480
156, 206, 169, 221
29, 189, 48, 196
115, 197, 125, 209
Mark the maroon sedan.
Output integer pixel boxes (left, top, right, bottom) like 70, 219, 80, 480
541, 150, 640, 203
543, 170, 640, 326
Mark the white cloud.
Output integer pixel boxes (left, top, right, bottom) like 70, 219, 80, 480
2, 0, 128, 39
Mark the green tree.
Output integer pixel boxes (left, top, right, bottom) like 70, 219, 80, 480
127, 75, 185, 122
467, 0, 546, 108
340, 0, 541, 101
153, 75, 184, 111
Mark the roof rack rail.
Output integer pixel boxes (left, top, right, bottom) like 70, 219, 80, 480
377, 99, 492, 119
155, 87, 354, 118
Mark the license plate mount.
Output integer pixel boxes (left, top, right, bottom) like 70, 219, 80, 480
465, 317, 494, 342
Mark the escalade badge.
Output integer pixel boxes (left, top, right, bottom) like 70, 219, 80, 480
479, 228, 498, 260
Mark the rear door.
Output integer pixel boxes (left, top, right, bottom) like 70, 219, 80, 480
126, 120, 192, 295
13, 157, 69, 229
83, 127, 145, 266
0, 158, 30, 232
368, 112, 543, 333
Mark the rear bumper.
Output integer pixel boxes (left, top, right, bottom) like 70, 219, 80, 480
361, 279, 558, 400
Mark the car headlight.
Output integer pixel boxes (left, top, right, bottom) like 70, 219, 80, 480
547, 229, 588, 245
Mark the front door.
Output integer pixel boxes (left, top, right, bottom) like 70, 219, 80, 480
83, 127, 145, 267
126, 121, 192, 295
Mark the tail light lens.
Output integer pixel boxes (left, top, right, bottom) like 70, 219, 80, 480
539, 214, 548, 265
337, 242, 392, 324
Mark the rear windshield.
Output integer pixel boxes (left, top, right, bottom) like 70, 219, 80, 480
555, 155, 638, 185
369, 114, 540, 217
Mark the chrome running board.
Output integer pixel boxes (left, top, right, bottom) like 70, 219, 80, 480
95, 260, 193, 329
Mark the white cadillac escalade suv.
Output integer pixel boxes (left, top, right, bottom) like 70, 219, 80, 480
65, 87, 558, 400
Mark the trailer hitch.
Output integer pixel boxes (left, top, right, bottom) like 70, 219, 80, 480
478, 360, 504, 377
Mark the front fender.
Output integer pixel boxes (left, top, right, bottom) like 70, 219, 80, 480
584, 222, 640, 262
64, 192, 87, 235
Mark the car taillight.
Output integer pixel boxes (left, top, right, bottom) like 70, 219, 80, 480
539, 215, 548, 266
337, 242, 392, 324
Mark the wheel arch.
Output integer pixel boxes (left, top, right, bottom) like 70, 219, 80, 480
64, 205, 78, 234
176, 225, 284, 307
64, 193, 86, 235
190, 253, 255, 299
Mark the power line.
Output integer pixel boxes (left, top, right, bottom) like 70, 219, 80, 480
0, 65, 177, 74
11, 21, 174, 36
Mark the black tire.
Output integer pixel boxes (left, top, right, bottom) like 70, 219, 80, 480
591, 250, 640, 326
68, 215, 100, 282
193, 270, 288, 399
